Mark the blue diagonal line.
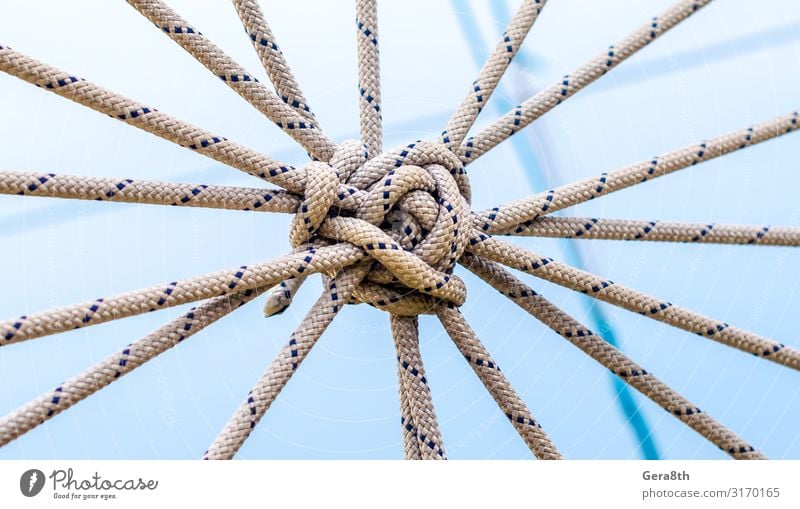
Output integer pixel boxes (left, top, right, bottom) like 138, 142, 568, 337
451, 0, 659, 459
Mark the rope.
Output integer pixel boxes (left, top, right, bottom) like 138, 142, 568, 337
263, 277, 306, 317
457, 0, 660, 458
204, 265, 369, 459
397, 363, 423, 459
473, 111, 800, 235
458, 0, 713, 163
390, 315, 446, 459
233, 0, 320, 126
436, 305, 562, 459
0, 45, 307, 191
126, 0, 336, 160
0, 243, 362, 345
0, 170, 300, 213
441, 0, 547, 150
511, 217, 800, 246
461, 253, 766, 460
0, 38, 466, 212
0, 290, 260, 448
356, 0, 382, 156
468, 234, 800, 370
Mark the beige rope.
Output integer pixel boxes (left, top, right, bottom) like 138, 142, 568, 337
468, 234, 800, 370
473, 111, 799, 235
441, 0, 547, 150
0, 290, 261, 448
0, 170, 300, 213
436, 305, 562, 459
390, 315, 446, 459
458, 0, 713, 163
397, 369, 423, 459
0, 40, 466, 215
461, 253, 766, 460
233, 0, 320, 126
0, 143, 473, 344
0, 45, 313, 192
263, 276, 307, 317
511, 216, 800, 246
204, 265, 369, 459
356, 0, 382, 156
126, 0, 336, 161
0, 243, 363, 345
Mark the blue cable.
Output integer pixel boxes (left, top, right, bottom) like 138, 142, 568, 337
451, 0, 659, 459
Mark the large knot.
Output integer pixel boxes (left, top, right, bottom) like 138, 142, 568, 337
288, 140, 368, 246
287, 140, 472, 310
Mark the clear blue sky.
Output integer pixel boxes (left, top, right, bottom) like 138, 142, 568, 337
1, 0, 799, 459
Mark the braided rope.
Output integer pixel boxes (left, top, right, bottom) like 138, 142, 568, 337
473, 111, 800, 235
0, 45, 310, 192
204, 265, 369, 459
436, 305, 562, 459
511, 216, 800, 246
468, 235, 800, 370
461, 253, 766, 460
441, 0, 547, 150
458, 0, 713, 163
0, 244, 362, 345
263, 277, 307, 317
0, 290, 260, 447
390, 315, 446, 459
233, 0, 320, 126
397, 364, 423, 459
0, 170, 300, 214
356, 0, 382, 155
126, 0, 336, 160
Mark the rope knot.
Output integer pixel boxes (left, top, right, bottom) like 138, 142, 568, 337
289, 140, 473, 311
288, 140, 370, 246
288, 161, 338, 246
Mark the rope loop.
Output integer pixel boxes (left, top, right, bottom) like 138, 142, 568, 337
290, 140, 473, 309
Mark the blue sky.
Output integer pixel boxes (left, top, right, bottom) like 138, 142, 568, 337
1, 0, 799, 459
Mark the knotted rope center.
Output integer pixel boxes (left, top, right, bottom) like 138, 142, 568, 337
291, 140, 472, 309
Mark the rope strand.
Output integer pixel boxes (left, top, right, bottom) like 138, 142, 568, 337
461, 253, 766, 460
0, 290, 260, 447
204, 265, 369, 459
467, 235, 800, 370
356, 0, 382, 155
510, 216, 800, 246
126, 0, 336, 160
473, 111, 799, 235
233, 0, 321, 126
0, 244, 364, 345
458, 0, 713, 163
390, 315, 446, 459
0, 170, 300, 214
441, 0, 547, 150
436, 305, 563, 459
0, 44, 312, 193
